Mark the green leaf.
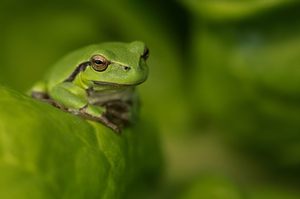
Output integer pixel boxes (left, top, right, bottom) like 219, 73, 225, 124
0, 86, 161, 199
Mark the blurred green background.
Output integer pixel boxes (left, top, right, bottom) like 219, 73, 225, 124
1, 0, 300, 198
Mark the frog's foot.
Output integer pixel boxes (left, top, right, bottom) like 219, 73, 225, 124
103, 100, 131, 123
106, 109, 130, 122
32, 93, 123, 133
78, 105, 122, 133
98, 115, 122, 133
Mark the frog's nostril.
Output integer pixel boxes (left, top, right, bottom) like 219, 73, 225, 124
123, 66, 131, 71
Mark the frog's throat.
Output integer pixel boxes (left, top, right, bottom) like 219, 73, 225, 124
87, 86, 134, 106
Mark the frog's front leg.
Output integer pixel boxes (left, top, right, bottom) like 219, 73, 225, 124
50, 82, 121, 132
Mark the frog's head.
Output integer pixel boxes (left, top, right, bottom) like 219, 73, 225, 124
77, 41, 149, 89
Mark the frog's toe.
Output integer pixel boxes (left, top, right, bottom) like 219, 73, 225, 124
106, 109, 130, 122
98, 115, 122, 134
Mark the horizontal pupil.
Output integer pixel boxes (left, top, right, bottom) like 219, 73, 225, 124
94, 60, 103, 65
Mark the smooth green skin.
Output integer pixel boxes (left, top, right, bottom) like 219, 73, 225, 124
31, 41, 148, 126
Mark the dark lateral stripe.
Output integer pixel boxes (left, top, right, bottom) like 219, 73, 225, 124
64, 61, 90, 82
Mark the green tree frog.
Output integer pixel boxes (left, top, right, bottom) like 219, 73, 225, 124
30, 41, 149, 133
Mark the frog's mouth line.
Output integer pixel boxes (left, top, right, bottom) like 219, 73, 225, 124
92, 80, 145, 87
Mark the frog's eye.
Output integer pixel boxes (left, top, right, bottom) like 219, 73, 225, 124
141, 47, 149, 60
91, 55, 110, 72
